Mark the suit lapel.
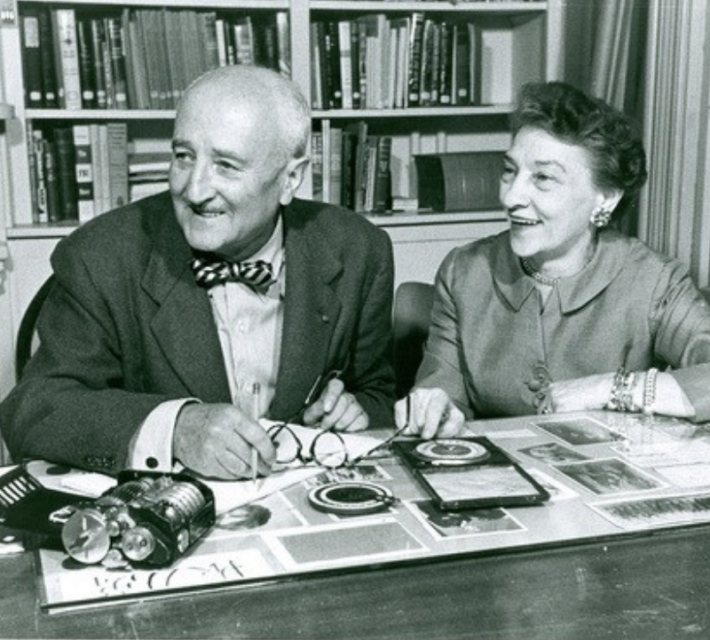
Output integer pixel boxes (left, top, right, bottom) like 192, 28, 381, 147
270, 204, 343, 418
141, 205, 231, 402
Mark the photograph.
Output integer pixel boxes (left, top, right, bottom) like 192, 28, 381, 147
405, 500, 524, 540
555, 458, 664, 495
519, 441, 589, 465
534, 417, 620, 446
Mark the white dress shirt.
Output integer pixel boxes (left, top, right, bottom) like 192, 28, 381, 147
127, 217, 286, 471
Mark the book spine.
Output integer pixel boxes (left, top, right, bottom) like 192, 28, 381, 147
43, 137, 62, 222
52, 9, 82, 110
201, 11, 220, 71
311, 131, 323, 202
407, 13, 424, 107
37, 8, 58, 108
372, 136, 392, 213
215, 18, 228, 68
438, 22, 453, 106
350, 22, 361, 110
329, 127, 343, 206
89, 124, 105, 215
325, 22, 342, 109
89, 18, 108, 109
105, 16, 128, 109
338, 21, 353, 110
26, 123, 40, 223
76, 17, 97, 109
234, 17, 255, 65
73, 124, 94, 222
106, 123, 129, 209
276, 11, 290, 77
21, 8, 44, 108
54, 126, 79, 221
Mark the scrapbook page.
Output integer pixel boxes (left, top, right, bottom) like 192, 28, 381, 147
12, 412, 710, 613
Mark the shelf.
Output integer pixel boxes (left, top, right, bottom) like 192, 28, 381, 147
18, 0, 290, 8
25, 105, 513, 121
368, 210, 506, 227
7, 224, 78, 239
310, 1, 547, 14
7, 211, 507, 239
26, 109, 176, 120
314, 105, 513, 119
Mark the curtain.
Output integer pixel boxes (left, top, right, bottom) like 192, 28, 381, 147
640, 0, 710, 288
562, 0, 648, 238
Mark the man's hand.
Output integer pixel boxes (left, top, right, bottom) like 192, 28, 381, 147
302, 378, 369, 432
174, 403, 275, 480
394, 387, 465, 440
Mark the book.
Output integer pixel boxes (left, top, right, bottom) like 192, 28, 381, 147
337, 21, 353, 110
468, 22, 482, 105
90, 18, 108, 109
407, 13, 425, 107
349, 121, 368, 212
37, 7, 58, 108
124, 9, 150, 109
234, 16, 255, 65
372, 136, 392, 214
53, 126, 79, 221
20, 8, 44, 108
51, 8, 82, 110
275, 11, 290, 77
324, 21, 342, 109
106, 123, 129, 210
414, 151, 503, 213
438, 22, 454, 106
310, 132, 323, 202
105, 16, 128, 109
89, 124, 106, 215
329, 127, 343, 206
27, 125, 48, 223
43, 137, 62, 223
72, 124, 94, 222
451, 22, 469, 105
76, 17, 97, 109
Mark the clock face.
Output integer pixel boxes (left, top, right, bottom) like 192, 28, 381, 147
61, 508, 111, 565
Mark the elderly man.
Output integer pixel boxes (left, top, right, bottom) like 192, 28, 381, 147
0, 65, 395, 480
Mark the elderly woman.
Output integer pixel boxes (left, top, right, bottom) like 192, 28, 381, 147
398, 81, 710, 438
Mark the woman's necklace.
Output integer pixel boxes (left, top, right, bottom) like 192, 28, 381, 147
520, 258, 559, 287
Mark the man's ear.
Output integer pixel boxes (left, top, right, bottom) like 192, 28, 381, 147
279, 156, 310, 206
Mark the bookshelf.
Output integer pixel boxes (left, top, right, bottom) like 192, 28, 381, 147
0, 0, 563, 416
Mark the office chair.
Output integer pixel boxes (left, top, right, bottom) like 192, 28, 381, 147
15, 274, 56, 380
393, 281, 435, 398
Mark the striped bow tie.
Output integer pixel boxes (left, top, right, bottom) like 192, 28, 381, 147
189, 255, 276, 290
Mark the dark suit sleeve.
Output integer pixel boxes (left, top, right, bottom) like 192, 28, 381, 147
0, 237, 176, 474
348, 227, 396, 430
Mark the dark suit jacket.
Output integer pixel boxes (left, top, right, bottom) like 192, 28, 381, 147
0, 193, 395, 473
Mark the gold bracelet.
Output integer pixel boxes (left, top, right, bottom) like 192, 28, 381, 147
643, 368, 659, 417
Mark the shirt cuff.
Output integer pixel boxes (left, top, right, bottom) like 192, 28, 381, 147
127, 399, 198, 472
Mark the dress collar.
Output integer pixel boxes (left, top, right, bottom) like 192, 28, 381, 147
493, 228, 630, 314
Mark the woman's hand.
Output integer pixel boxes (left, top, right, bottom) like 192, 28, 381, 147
394, 387, 465, 439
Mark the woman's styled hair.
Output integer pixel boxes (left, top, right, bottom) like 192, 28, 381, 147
510, 81, 647, 218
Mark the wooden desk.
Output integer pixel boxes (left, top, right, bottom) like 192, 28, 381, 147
3, 524, 710, 639
4, 411, 710, 639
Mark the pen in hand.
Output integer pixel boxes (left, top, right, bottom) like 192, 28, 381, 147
251, 382, 261, 485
